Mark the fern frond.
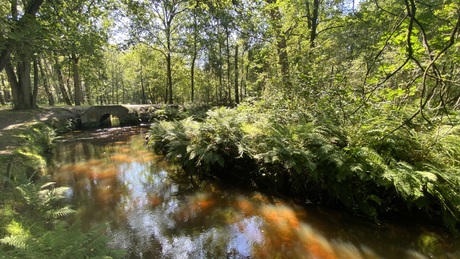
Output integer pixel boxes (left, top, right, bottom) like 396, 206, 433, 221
38, 186, 71, 202
16, 184, 36, 205
0, 221, 30, 249
383, 162, 424, 201
0, 235, 28, 249
46, 206, 76, 219
40, 182, 57, 189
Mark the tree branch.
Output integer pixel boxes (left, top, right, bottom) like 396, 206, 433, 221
0, 0, 45, 72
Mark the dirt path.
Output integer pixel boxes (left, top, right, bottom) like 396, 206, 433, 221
0, 104, 157, 156
0, 107, 85, 155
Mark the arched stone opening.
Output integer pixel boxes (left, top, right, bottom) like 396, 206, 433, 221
100, 113, 120, 127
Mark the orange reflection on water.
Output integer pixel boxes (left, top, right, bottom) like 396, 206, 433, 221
175, 193, 217, 222
89, 166, 118, 180
95, 184, 114, 204
297, 224, 337, 259
60, 163, 90, 175
117, 147, 131, 153
148, 193, 162, 207
261, 204, 300, 240
189, 196, 216, 216
134, 150, 156, 163
251, 192, 269, 203
86, 159, 104, 167
235, 197, 255, 216
111, 153, 134, 163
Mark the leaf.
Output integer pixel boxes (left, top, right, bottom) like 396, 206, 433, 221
46, 206, 76, 219
40, 182, 57, 189
0, 235, 28, 249
415, 171, 438, 182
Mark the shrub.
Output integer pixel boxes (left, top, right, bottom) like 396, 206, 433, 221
148, 103, 460, 231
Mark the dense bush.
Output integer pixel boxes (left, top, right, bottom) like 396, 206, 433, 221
149, 103, 460, 231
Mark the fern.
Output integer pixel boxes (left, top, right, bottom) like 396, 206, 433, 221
1, 183, 122, 258
1, 235, 29, 250
148, 102, 460, 231
46, 206, 76, 219
0, 221, 30, 249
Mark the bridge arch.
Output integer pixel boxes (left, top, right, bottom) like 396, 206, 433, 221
81, 105, 139, 128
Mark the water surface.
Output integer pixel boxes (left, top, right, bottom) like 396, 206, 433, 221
50, 127, 460, 258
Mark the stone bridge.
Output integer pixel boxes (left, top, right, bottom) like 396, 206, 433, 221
80, 105, 141, 128
41, 104, 177, 130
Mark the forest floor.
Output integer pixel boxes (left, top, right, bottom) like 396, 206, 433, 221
0, 106, 85, 156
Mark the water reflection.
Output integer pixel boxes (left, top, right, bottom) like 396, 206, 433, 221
49, 128, 460, 259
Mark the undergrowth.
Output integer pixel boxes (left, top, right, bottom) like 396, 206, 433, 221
0, 123, 125, 258
149, 103, 460, 232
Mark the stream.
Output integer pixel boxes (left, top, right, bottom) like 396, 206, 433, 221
48, 127, 460, 258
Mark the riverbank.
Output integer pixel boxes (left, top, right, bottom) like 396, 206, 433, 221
0, 106, 86, 156
148, 104, 460, 233
0, 107, 125, 258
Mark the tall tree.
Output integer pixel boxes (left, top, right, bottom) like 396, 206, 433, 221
183, 0, 206, 103
47, 0, 110, 106
53, 57, 73, 105
124, 0, 187, 104
264, 0, 291, 91
234, 44, 239, 104
38, 57, 55, 105
0, 0, 45, 109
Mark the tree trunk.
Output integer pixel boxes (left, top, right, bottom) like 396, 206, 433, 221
234, 44, 239, 104
84, 81, 92, 105
191, 4, 198, 103
166, 52, 173, 104
140, 62, 146, 104
0, 74, 6, 105
54, 58, 72, 105
310, 0, 320, 48
38, 58, 54, 105
214, 71, 219, 104
273, 28, 291, 90
3, 78, 11, 102
0, 50, 11, 73
0, 0, 44, 72
6, 57, 35, 110
191, 54, 196, 103
32, 58, 39, 106
0, 91, 4, 105
266, 0, 291, 90
165, 19, 174, 105
121, 76, 125, 104
71, 53, 82, 106
5, 63, 19, 105
225, 26, 232, 105
218, 41, 224, 104
18, 56, 35, 109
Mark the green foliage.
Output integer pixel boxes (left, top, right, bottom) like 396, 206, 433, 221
15, 182, 75, 220
15, 122, 55, 156
149, 102, 460, 231
0, 123, 125, 258
151, 105, 187, 121
0, 123, 55, 185
1, 219, 125, 259
150, 107, 249, 175
1, 181, 125, 258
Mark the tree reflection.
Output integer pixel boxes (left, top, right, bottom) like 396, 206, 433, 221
49, 129, 460, 258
